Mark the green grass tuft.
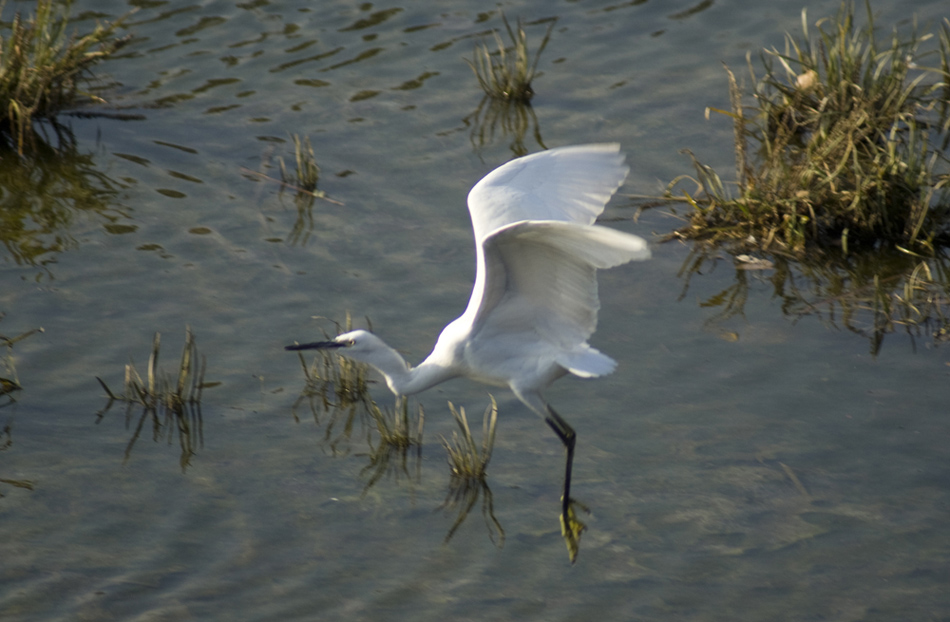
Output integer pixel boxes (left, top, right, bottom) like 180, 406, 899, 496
0, 0, 129, 153
666, 1, 950, 255
438, 396, 503, 547
465, 14, 554, 103
440, 397, 498, 481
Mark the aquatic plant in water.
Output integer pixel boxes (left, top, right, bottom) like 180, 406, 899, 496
438, 397, 504, 548
666, 1, 950, 255
359, 396, 424, 494
440, 397, 498, 482
289, 315, 375, 451
0, 0, 129, 153
290, 316, 425, 492
462, 15, 554, 157
657, 2, 950, 351
465, 15, 554, 103
96, 328, 209, 471
278, 133, 320, 193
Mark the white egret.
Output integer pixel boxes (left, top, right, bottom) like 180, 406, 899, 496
287, 144, 650, 557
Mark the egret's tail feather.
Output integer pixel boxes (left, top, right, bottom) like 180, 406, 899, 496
557, 347, 617, 378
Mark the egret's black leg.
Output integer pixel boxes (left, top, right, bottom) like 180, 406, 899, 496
544, 407, 576, 518
545, 406, 586, 563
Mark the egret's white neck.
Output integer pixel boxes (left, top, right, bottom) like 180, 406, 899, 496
393, 358, 457, 396
350, 339, 456, 397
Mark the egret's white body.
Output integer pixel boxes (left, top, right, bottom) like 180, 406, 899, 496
288, 144, 650, 551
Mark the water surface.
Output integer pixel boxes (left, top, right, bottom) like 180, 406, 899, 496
1, 0, 948, 620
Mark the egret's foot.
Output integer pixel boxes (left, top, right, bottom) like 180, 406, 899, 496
560, 497, 590, 564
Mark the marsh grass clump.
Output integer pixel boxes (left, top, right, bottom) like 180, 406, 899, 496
289, 315, 378, 452
666, 1, 950, 255
278, 134, 320, 193
291, 334, 371, 417
441, 397, 498, 481
658, 2, 950, 352
359, 396, 425, 492
244, 135, 340, 245
367, 396, 424, 453
96, 327, 209, 470
277, 134, 337, 246
466, 15, 554, 103
0, 0, 129, 153
462, 14, 554, 155
289, 317, 426, 491
438, 397, 504, 546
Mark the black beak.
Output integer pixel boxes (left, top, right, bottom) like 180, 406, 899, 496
285, 341, 345, 351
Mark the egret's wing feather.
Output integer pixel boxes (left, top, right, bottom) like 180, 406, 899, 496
470, 221, 650, 372
466, 144, 629, 244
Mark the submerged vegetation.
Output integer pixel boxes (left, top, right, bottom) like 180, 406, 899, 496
660, 2, 950, 352
96, 328, 210, 471
0, 0, 129, 153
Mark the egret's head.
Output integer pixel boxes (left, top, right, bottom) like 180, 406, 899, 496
285, 330, 406, 372
285, 329, 374, 353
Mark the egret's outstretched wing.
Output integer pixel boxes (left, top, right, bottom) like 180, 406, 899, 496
466, 144, 629, 244
469, 220, 650, 377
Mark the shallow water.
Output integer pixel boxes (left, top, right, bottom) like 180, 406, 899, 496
2, 0, 949, 620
